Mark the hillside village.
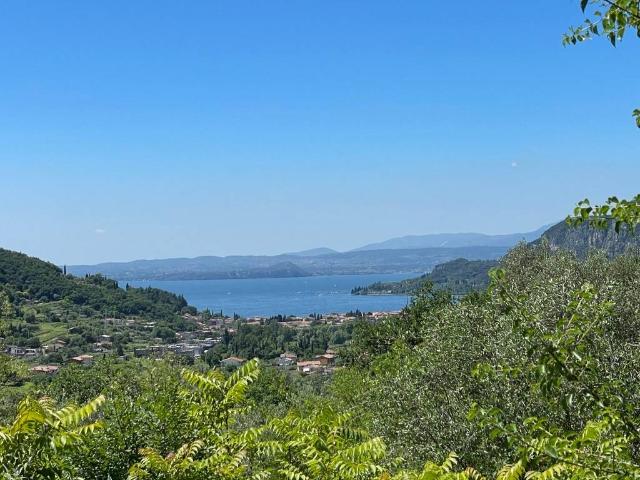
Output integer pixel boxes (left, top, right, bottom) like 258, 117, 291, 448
4, 309, 399, 376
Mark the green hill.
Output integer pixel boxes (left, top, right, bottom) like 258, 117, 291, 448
352, 258, 498, 296
0, 248, 195, 358
0, 248, 189, 318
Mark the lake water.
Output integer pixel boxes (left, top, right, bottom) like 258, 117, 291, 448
124, 273, 415, 317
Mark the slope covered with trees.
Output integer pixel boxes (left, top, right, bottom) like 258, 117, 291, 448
0, 248, 195, 358
340, 243, 640, 473
352, 258, 497, 296
0, 248, 189, 318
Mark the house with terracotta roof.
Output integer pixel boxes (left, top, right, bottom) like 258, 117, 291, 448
44, 339, 66, 353
220, 356, 246, 368
30, 365, 60, 375
70, 354, 94, 365
296, 360, 323, 374
316, 353, 336, 366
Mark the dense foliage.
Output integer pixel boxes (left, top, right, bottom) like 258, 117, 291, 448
337, 244, 640, 475
564, 0, 639, 127
3, 240, 640, 478
205, 320, 351, 364
0, 248, 194, 356
0, 394, 105, 479
0, 248, 188, 318
352, 258, 497, 296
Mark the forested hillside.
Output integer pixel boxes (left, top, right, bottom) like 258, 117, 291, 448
352, 258, 497, 295
0, 248, 196, 358
0, 248, 189, 317
340, 244, 640, 472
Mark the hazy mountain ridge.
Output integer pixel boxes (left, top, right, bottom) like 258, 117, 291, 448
285, 248, 338, 257
68, 246, 510, 281
67, 224, 555, 281
353, 225, 552, 251
154, 261, 310, 280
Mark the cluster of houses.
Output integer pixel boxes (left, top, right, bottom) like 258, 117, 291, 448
239, 311, 399, 330
22, 348, 340, 379
293, 350, 337, 374
4, 339, 68, 358
4, 345, 41, 358
275, 349, 339, 374
4, 335, 111, 359
28, 354, 94, 376
133, 338, 219, 359
220, 349, 339, 375
3, 307, 371, 378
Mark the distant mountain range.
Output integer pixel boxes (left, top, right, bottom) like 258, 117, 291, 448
68, 225, 552, 281
353, 225, 552, 251
68, 246, 510, 281
284, 247, 339, 257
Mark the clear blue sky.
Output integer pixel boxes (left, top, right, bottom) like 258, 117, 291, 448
1, 1, 638, 265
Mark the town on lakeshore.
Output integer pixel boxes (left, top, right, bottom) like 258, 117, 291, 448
5, 309, 401, 377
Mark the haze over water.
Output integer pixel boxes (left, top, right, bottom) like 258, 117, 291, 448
124, 273, 414, 317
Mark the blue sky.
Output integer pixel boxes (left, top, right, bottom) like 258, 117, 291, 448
1, 1, 638, 264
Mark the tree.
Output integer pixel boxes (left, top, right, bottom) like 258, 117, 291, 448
0, 394, 105, 479
0, 290, 13, 320
128, 360, 261, 479
565, 0, 640, 127
252, 407, 388, 480
467, 271, 640, 479
564, 1, 640, 228
0, 354, 27, 387
569, 195, 640, 231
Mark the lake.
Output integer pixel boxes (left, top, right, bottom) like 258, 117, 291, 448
124, 273, 416, 317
